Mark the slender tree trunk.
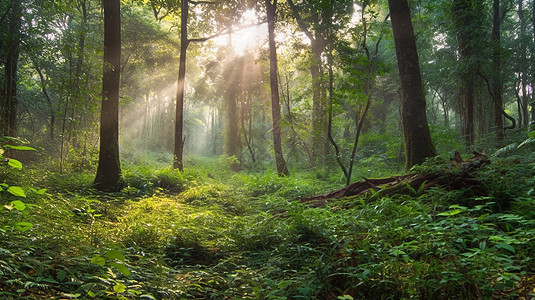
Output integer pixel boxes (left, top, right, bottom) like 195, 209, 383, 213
346, 6, 375, 185
241, 91, 256, 163
265, 0, 289, 176
517, 0, 528, 128
439, 90, 450, 127
211, 107, 218, 155
224, 89, 240, 171
142, 94, 148, 139
492, 0, 504, 142
173, 0, 189, 171
32, 58, 56, 141
532, 3, 535, 123
388, 0, 436, 170
326, 33, 348, 180
1, 0, 22, 137
94, 0, 121, 191
310, 39, 325, 164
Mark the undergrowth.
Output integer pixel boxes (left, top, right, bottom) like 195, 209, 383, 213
1, 134, 535, 299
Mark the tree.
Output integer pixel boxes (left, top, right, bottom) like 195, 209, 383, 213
287, 0, 327, 165
451, 0, 486, 146
172, 0, 249, 170
94, 0, 122, 191
223, 58, 242, 170
1, 0, 22, 137
265, 0, 289, 176
516, 0, 529, 128
490, 0, 504, 142
173, 0, 189, 171
387, 0, 436, 170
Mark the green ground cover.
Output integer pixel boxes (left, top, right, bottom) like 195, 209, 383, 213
1, 136, 535, 299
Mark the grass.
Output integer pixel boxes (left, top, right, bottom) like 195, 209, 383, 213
1, 137, 535, 299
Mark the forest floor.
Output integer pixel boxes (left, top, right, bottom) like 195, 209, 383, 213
1, 136, 535, 299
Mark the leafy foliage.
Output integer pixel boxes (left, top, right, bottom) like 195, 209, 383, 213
1, 143, 534, 299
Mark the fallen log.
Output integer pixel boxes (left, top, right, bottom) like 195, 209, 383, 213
301, 151, 490, 206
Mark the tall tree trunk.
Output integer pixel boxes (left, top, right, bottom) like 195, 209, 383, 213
310, 38, 325, 164
173, 0, 189, 171
531, 1, 535, 124
492, 0, 504, 142
453, 0, 481, 146
388, 0, 436, 170
94, 0, 121, 191
517, 0, 528, 128
1, 0, 22, 137
265, 0, 289, 176
287, 0, 326, 166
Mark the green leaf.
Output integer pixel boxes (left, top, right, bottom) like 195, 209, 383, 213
87, 290, 95, 298
7, 186, 26, 197
109, 262, 130, 277
62, 293, 81, 299
495, 243, 515, 253
91, 256, 106, 266
39, 277, 59, 284
31, 188, 47, 195
7, 159, 23, 170
14, 222, 33, 232
11, 200, 26, 211
106, 250, 125, 262
3, 145, 36, 151
438, 209, 463, 216
57, 270, 67, 282
113, 283, 126, 293
529, 131, 535, 139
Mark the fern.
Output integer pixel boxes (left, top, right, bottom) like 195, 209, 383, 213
24, 281, 50, 289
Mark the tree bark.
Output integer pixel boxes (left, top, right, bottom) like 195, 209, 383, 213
388, 0, 436, 170
517, 0, 528, 128
265, 0, 289, 176
452, 0, 482, 146
173, 0, 189, 171
1, 0, 22, 137
531, 2, 535, 124
94, 0, 122, 191
492, 0, 504, 142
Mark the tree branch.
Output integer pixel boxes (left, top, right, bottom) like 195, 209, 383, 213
188, 21, 265, 43
478, 71, 516, 130
287, 0, 315, 42
0, 4, 11, 24
190, 0, 218, 5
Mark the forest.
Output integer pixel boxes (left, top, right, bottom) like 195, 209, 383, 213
1, 0, 535, 298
